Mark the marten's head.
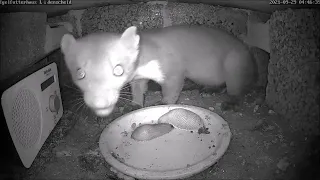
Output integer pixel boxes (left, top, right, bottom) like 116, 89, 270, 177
60, 27, 140, 117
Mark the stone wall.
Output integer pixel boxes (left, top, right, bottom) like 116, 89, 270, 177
266, 9, 320, 135
0, 12, 47, 81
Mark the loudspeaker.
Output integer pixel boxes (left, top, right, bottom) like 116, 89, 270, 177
1, 62, 63, 168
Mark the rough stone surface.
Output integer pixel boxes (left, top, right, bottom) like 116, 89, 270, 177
0, 12, 47, 81
266, 9, 320, 135
80, 3, 163, 35
166, 3, 248, 37
50, 2, 251, 38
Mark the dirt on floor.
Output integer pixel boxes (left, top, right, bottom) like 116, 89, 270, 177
5, 84, 320, 180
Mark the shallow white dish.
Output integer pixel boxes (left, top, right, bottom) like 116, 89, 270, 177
99, 105, 231, 180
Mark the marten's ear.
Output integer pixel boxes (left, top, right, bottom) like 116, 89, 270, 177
119, 26, 140, 51
61, 34, 76, 54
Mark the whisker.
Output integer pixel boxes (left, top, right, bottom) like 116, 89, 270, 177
71, 97, 83, 104
70, 91, 83, 95
75, 101, 86, 113
79, 104, 88, 117
68, 97, 84, 104
120, 95, 133, 98
120, 80, 143, 91
69, 100, 83, 108
71, 98, 84, 111
64, 91, 83, 96
69, 95, 84, 98
118, 96, 141, 106
71, 102, 83, 112
118, 97, 133, 105
121, 85, 131, 91
117, 99, 125, 106
69, 95, 83, 99
120, 92, 133, 96
64, 91, 82, 95
63, 84, 80, 91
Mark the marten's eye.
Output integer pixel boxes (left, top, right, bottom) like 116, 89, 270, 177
113, 64, 124, 76
76, 68, 86, 80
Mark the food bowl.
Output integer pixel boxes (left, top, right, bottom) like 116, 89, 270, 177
99, 105, 231, 180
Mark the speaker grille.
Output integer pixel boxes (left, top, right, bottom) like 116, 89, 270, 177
11, 89, 41, 149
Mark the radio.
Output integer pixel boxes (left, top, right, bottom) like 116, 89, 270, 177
1, 62, 63, 168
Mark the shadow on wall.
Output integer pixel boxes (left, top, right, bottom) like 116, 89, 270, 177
295, 136, 320, 180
